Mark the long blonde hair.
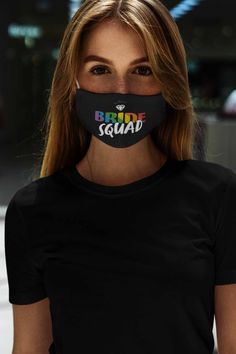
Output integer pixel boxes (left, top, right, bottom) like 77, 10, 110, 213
37, 0, 199, 178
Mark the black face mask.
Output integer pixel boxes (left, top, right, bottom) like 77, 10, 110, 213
75, 84, 167, 148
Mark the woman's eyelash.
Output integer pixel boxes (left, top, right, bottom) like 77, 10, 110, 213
89, 65, 153, 76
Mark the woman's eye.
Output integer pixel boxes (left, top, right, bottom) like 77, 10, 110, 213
89, 65, 153, 76
89, 66, 109, 75
134, 66, 153, 76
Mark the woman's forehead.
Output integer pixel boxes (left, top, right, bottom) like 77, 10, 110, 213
80, 21, 147, 63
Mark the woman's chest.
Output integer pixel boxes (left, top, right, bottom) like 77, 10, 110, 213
36, 200, 214, 301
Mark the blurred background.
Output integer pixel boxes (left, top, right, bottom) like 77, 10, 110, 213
1, 0, 236, 352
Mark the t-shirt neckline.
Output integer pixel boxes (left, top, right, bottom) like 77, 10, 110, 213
65, 157, 177, 195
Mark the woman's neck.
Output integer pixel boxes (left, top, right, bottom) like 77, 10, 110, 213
76, 134, 167, 186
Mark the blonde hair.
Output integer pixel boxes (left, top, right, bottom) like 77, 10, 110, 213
37, 0, 200, 178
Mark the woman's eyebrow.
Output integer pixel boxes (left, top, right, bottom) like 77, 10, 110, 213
83, 55, 149, 65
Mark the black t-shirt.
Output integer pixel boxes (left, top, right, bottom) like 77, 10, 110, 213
4, 158, 236, 354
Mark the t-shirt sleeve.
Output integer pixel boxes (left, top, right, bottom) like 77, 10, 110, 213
214, 169, 236, 285
4, 195, 47, 304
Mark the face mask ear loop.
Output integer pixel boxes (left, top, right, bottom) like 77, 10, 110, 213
75, 79, 80, 89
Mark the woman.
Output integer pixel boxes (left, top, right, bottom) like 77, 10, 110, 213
4, 1, 236, 353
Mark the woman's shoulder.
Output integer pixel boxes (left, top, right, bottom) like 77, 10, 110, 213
182, 158, 236, 190
7, 167, 69, 212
